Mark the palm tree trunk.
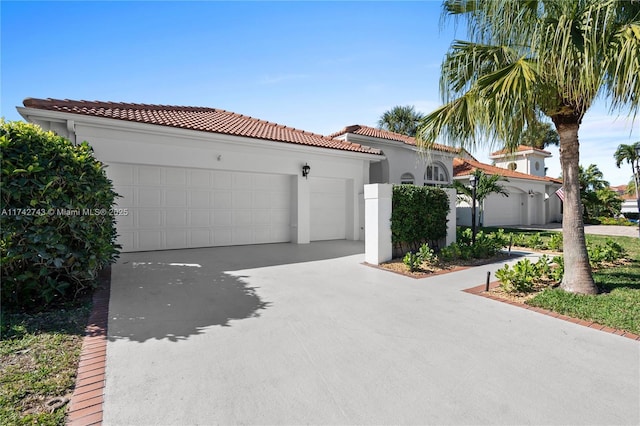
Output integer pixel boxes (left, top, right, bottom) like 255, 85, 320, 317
553, 117, 597, 294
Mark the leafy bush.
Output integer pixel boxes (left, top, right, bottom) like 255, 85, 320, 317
403, 243, 438, 272
495, 259, 536, 293
448, 227, 508, 259
391, 185, 449, 252
1, 120, 120, 310
551, 255, 564, 282
548, 233, 563, 251
598, 217, 636, 226
588, 239, 627, 268
527, 233, 546, 250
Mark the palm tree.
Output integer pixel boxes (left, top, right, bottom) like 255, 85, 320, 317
417, 0, 640, 294
577, 164, 613, 221
614, 141, 640, 199
520, 119, 559, 150
454, 170, 509, 226
378, 105, 424, 137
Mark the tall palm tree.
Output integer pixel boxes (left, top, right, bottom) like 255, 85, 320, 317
417, 0, 640, 294
520, 119, 559, 150
454, 170, 509, 226
378, 105, 424, 137
614, 141, 640, 199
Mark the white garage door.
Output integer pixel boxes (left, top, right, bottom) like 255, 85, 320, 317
484, 188, 523, 226
310, 177, 347, 241
107, 164, 291, 252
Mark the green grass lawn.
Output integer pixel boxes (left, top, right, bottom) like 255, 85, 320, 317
0, 301, 91, 425
483, 227, 640, 334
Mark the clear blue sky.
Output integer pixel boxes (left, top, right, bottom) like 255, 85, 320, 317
2, 1, 638, 185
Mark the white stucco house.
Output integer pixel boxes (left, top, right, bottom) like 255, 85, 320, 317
18, 98, 384, 252
454, 146, 563, 227
329, 125, 461, 187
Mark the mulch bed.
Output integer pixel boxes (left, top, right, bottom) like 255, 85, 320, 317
369, 252, 518, 279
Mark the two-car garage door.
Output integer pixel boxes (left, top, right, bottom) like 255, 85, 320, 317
108, 164, 292, 252
107, 164, 350, 252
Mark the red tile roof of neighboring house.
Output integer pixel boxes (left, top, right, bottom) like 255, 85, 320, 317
22, 98, 382, 155
453, 157, 562, 184
490, 145, 552, 157
329, 124, 461, 154
611, 185, 636, 200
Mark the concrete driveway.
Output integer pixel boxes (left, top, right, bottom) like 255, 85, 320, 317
104, 241, 639, 425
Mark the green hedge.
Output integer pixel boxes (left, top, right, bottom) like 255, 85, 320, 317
1, 120, 120, 310
391, 185, 449, 252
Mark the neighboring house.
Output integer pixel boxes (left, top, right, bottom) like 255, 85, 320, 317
18, 98, 384, 252
329, 125, 461, 187
454, 146, 563, 227
611, 185, 639, 217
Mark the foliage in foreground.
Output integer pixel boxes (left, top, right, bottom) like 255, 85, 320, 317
0, 301, 91, 425
391, 185, 449, 252
495, 234, 639, 334
1, 120, 120, 310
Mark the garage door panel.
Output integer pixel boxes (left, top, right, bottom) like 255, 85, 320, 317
138, 210, 162, 228
213, 211, 232, 226
108, 163, 291, 251
165, 168, 187, 186
138, 231, 162, 250
166, 210, 187, 227
189, 191, 211, 208
190, 170, 211, 187
138, 166, 161, 185
139, 189, 162, 207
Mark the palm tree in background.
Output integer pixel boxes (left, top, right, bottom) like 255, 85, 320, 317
614, 141, 640, 199
417, 0, 640, 294
521, 119, 559, 150
454, 170, 509, 227
378, 105, 424, 137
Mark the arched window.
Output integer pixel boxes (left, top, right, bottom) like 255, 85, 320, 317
400, 173, 414, 185
424, 162, 449, 185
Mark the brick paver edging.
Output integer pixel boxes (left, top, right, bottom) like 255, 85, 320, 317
463, 281, 640, 341
66, 268, 111, 426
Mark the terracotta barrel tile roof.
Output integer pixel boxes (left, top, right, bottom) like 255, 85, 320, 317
22, 98, 382, 155
329, 124, 461, 154
453, 157, 562, 184
490, 145, 552, 156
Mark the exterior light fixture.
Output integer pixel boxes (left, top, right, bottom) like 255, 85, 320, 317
302, 163, 311, 179
469, 174, 477, 245
528, 189, 535, 197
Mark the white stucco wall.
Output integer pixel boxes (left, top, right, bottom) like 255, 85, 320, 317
19, 109, 381, 248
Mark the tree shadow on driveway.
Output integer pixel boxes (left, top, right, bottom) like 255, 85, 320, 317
107, 241, 364, 343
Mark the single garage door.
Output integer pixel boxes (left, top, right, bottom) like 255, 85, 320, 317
484, 188, 523, 226
310, 177, 347, 241
107, 163, 291, 252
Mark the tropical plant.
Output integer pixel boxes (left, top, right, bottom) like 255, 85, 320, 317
578, 164, 622, 220
614, 141, 640, 200
378, 105, 425, 137
417, 0, 640, 294
520, 119, 559, 150
453, 169, 509, 226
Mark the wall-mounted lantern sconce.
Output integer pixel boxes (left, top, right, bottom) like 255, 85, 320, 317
302, 163, 311, 179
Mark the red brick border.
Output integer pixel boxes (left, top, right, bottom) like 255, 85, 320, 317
464, 281, 640, 341
67, 268, 111, 426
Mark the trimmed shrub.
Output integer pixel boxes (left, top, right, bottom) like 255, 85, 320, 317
391, 185, 449, 253
1, 120, 120, 310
